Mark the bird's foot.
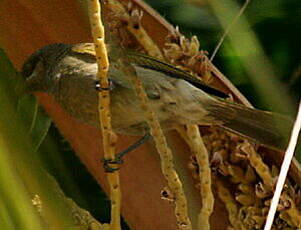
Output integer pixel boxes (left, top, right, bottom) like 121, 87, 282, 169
102, 156, 124, 173
101, 134, 151, 173
95, 79, 115, 91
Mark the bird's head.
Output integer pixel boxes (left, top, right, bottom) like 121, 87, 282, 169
22, 43, 71, 93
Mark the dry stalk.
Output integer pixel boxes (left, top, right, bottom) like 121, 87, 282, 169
162, 24, 216, 229
240, 143, 274, 189
87, 1, 121, 230
106, 2, 192, 228
118, 60, 192, 230
108, 0, 163, 59
215, 179, 246, 230
162, 21, 216, 229
186, 125, 214, 230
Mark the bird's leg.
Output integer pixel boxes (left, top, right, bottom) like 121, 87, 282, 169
102, 133, 152, 172
95, 79, 115, 91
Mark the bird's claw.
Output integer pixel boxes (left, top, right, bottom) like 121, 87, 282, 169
95, 79, 115, 91
101, 134, 151, 172
102, 157, 124, 173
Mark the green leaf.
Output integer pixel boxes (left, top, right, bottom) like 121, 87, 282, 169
17, 94, 52, 152
0, 48, 52, 151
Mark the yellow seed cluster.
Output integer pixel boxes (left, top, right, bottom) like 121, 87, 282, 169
163, 28, 301, 229
164, 28, 213, 83
203, 127, 301, 229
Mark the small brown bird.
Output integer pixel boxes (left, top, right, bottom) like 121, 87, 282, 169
22, 43, 292, 153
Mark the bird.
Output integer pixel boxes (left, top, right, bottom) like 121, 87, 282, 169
22, 43, 293, 157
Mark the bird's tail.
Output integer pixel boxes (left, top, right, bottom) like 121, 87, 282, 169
205, 99, 293, 151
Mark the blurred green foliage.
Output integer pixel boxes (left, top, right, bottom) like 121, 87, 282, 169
0, 49, 87, 229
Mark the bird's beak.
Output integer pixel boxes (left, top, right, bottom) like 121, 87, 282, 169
23, 60, 47, 93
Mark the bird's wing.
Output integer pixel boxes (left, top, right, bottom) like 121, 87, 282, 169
71, 43, 227, 98
126, 51, 228, 98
